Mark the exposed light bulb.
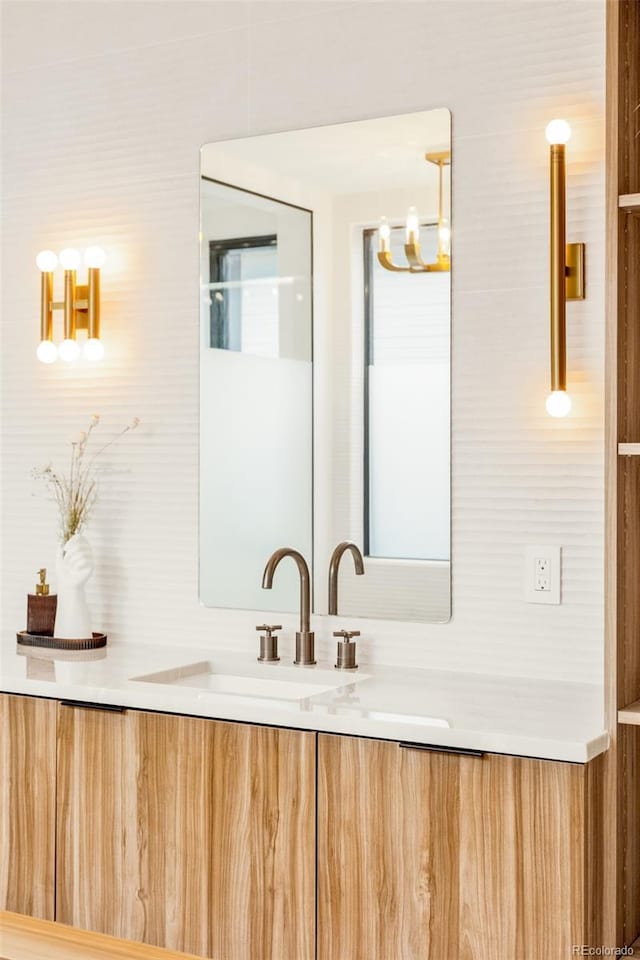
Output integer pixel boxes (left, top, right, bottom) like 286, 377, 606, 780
59, 338, 80, 362
406, 206, 420, 243
84, 246, 106, 269
545, 119, 571, 145
545, 390, 572, 417
378, 217, 391, 253
36, 250, 58, 272
36, 340, 58, 364
59, 248, 81, 270
83, 338, 105, 362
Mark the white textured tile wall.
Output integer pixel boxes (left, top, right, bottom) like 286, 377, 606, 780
0, 0, 605, 684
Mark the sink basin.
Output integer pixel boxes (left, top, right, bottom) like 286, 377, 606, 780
131, 660, 366, 702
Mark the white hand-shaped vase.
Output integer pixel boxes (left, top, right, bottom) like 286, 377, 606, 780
54, 534, 94, 639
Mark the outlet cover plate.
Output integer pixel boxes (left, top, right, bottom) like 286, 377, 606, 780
525, 545, 561, 605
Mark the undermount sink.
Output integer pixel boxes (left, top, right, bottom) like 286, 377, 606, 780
130, 659, 366, 702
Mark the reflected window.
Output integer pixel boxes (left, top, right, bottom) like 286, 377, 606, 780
363, 222, 451, 562
202, 177, 311, 363
209, 235, 278, 356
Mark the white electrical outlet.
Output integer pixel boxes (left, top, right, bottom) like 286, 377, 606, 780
525, 545, 561, 604
535, 557, 550, 592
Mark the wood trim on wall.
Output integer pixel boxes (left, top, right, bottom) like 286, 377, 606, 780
605, 0, 640, 948
604, 1, 621, 945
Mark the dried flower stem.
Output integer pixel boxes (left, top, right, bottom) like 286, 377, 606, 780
32, 415, 140, 544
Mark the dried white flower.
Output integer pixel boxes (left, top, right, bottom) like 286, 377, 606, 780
32, 415, 139, 544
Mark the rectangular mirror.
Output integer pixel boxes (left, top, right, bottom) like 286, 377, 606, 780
200, 107, 451, 622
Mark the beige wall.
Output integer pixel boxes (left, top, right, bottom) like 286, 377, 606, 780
0, 0, 605, 683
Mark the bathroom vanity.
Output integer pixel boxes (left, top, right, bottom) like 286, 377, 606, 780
0, 640, 608, 960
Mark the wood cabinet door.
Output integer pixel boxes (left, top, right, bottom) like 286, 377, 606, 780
318, 734, 602, 960
56, 705, 315, 960
56, 704, 140, 938
318, 734, 462, 960
458, 752, 602, 960
0, 693, 57, 919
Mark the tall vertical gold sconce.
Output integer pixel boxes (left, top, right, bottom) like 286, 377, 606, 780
544, 120, 585, 417
36, 246, 106, 363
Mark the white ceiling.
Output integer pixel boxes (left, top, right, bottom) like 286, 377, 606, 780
201, 109, 450, 196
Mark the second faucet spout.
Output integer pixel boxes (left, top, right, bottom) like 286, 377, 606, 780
328, 541, 365, 615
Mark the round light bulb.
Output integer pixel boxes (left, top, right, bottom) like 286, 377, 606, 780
83, 338, 105, 361
545, 119, 571, 145
379, 217, 391, 241
59, 338, 80, 362
545, 390, 572, 417
36, 340, 58, 364
59, 248, 81, 270
406, 206, 420, 242
84, 246, 106, 269
35, 250, 58, 272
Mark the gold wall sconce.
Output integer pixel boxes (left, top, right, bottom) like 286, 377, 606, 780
36, 247, 106, 363
544, 120, 585, 417
378, 151, 451, 273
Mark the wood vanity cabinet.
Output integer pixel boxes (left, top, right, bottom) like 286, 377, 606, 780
55, 705, 316, 960
317, 734, 605, 960
0, 691, 607, 960
0, 694, 57, 920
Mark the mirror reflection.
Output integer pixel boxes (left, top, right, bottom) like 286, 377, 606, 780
200, 107, 451, 622
364, 222, 450, 563
200, 179, 313, 612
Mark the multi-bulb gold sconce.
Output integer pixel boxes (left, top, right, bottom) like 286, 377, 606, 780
544, 119, 585, 417
36, 247, 106, 363
378, 151, 451, 273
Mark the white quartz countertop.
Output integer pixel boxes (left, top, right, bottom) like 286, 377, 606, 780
0, 638, 608, 763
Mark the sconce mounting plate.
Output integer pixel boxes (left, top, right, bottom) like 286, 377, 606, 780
566, 242, 585, 301
51, 284, 90, 328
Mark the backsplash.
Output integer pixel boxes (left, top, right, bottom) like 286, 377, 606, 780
1, 0, 605, 684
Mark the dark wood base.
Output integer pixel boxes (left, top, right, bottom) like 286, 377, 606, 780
16, 631, 107, 651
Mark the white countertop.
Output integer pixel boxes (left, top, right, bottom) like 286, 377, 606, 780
0, 638, 608, 763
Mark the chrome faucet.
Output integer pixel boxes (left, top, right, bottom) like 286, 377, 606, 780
328, 541, 365, 615
262, 548, 315, 665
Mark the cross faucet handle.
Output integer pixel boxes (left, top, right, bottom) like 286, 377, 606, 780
256, 624, 282, 636
256, 624, 282, 663
333, 629, 360, 670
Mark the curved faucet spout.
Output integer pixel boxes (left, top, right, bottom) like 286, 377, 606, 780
328, 541, 365, 616
262, 547, 315, 664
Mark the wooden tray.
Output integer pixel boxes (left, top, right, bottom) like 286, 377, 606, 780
16, 630, 107, 651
